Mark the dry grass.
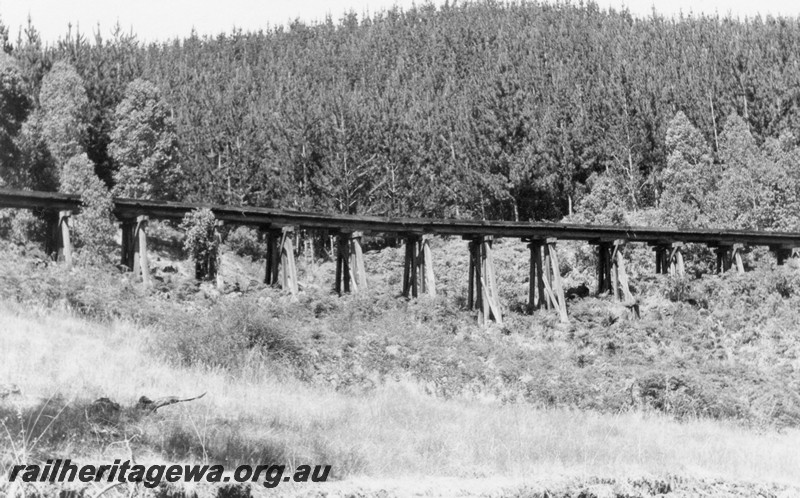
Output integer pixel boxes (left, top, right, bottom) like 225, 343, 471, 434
2, 302, 800, 492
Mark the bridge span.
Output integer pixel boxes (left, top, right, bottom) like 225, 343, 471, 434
3, 187, 800, 324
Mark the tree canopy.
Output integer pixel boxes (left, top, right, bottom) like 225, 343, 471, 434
3, 2, 800, 228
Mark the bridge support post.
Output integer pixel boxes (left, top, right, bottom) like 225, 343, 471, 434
403, 233, 436, 298
402, 234, 419, 298
654, 246, 669, 274
526, 238, 567, 322
417, 234, 436, 297
120, 219, 136, 271
133, 215, 151, 288
279, 227, 299, 296
44, 211, 59, 259
712, 243, 734, 273
612, 241, 637, 311
348, 231, 367, 293
732, 244, 745, 274
592, 239, 633, 304
58, 210, 73, 268
215, 220, 225, 289
593, 241, 613, 295
466, 236, 502, 325
263, 227, 298, 296
651, 242, 685, 276
770, 245, 798, 266
526, 240, 547, 311
335, 232, 352, 295
669, 243, 686, 276
543, 239, 569, 323
45, 210, 73, 266
264, 228, 280, 286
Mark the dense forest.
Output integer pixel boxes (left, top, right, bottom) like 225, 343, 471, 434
2, 0, 800, 236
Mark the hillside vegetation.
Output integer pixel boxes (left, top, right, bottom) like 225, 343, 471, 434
2, 235, 800, 431
2, 238, 800, 496
4, 1, 800, 229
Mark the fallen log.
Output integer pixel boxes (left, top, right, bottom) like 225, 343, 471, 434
136, 392, 207, 413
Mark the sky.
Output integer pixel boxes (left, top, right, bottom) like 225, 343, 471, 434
0, 0, 798, 45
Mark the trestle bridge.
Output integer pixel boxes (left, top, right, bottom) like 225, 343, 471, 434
3, 188, 800, 324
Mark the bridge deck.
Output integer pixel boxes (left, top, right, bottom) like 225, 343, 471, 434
2, 188, 800, 247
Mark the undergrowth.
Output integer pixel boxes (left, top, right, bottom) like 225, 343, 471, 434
2, 239, 800, 430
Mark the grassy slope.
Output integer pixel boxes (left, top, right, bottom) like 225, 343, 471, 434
2, 304, 800, 497
3, 235, 800, 495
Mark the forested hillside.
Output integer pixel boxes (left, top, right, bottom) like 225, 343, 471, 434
3, 1, 800, 228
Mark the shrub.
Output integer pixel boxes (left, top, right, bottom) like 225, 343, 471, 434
225, 226, 265, 259
181, 208, 218, 280
153, 298, 306, 370
5, 209, 47, 245
59, 153, 116, 261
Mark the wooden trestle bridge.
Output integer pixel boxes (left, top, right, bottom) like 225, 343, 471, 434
3, 187, 800, 325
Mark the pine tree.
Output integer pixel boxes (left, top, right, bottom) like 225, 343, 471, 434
0, 53, 31, 186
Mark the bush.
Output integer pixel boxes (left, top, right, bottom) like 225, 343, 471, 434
153, 298, 306, 370
181, 208, 219, 280
4, 209, 47, 245
225, 226, 265, 259
59, 153, 116, 261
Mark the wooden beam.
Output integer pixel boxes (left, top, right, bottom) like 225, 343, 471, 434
594, 241, 613, 295
120, 219, 136, 271
546, 240, 569, 323
263, 228, 281, 285
613, 241, 635, 303
280, 227, 299, 296
43, 210, 59, 260
57, 210, 73, 268
481, 236, 502, 325
215, 220, 225, 289
419, 234, 436, 297
610, 243, 620, 301
467, 237, 496, 323
134, 215, 151, 288
466, 235, 503, 325
542, 243, 555, 310
467, 240, 476, 309
667, 243, 685, 276
402, 234, 421, 298
674, 249, 686, 276
9, 187, 800, 247
527, 241, 544, 312
712, 243, 734, 273
651, 242, 683, 276
335, 232, 351, 295
653, 246, 667, 274
473, 239, 483, 318
349, 231, 367, 293
732, 243, 745, 274
410, 236, 419, 298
